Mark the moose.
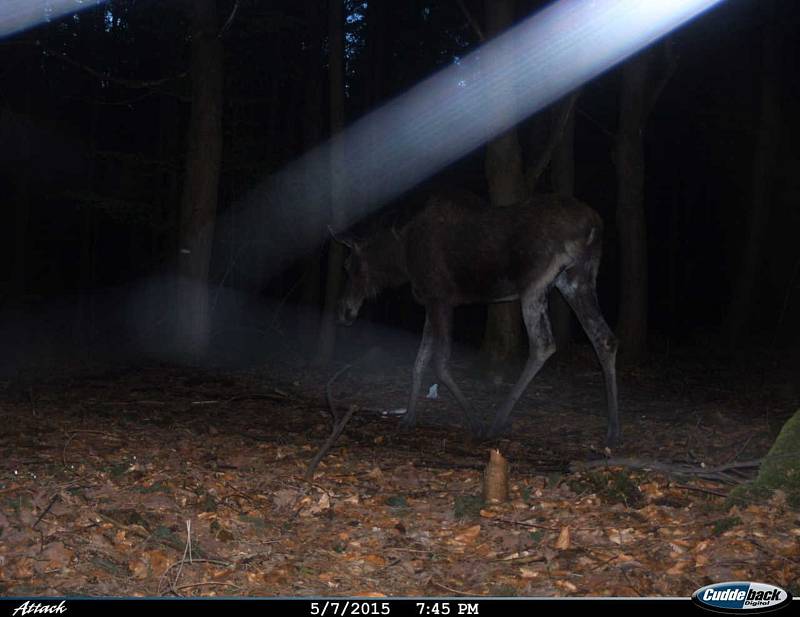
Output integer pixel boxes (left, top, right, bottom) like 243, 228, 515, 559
334, 189, 619, 446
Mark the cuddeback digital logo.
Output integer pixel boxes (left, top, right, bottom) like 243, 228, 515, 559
692, 582, 793, 613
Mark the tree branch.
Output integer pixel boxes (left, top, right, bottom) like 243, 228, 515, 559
643, 38, 677, 125
526, 90, 580, 193
40, 43, 187, 89
570, 456, 763, 484
456, 0, 485, 42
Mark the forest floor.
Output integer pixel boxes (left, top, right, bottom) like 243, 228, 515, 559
1, 346, 798, 597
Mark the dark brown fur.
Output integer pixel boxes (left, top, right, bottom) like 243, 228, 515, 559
337, 189, 619, 445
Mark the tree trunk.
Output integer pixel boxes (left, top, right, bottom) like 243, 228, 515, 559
316, 0, 346, 365
481, 0, 527, 371
615, 53, 650, 362
297, 0, 325, 352
176, 0, 224, 359
550, 95, 578, 350
724, 0, 781, 350
13, 161, 30, 302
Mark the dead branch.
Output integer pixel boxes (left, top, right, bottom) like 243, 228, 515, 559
304, 365, 356, 481
570, 457, 762, 483
33, 494, 60, 529
431, 580, 487, 597
40, 43, 187, 89
526, 90, 581, 192
175, 581, 243, 593
456, 0, 485, 42
675, 484, 729, 498
577, 107, 616, 140
304, 404, 358, 482
326, 364, 352, 423
62, 430, 122, 469
490, 516, 559, 532
643, 38, 678, 125
218, 0, 240, 37
157, 558, 232, 596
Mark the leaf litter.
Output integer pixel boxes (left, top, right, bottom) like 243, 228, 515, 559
0, 362, 797, 597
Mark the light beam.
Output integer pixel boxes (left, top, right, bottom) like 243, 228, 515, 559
241, 0, 726, 282
0, 0, 106, 38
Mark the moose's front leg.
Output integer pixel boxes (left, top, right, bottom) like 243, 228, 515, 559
400, 314, 434, 429
429, 303, 482, 437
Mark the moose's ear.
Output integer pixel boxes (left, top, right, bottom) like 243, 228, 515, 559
328, 225, 358, 250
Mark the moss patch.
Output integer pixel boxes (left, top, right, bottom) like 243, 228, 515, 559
729, 409, 800, 509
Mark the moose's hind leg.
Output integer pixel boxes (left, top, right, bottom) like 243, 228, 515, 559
487, 290, 555, 438
555, 268, 619, 446
400, 315, 435, 430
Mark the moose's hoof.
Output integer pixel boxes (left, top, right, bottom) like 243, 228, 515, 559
484, 419, 512, 440
605, 428, 621, 448
467, 423, 485, 441
398, 415, 417, 431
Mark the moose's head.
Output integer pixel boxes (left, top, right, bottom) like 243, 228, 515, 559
330, 229, 371, 326
330, 224, 408, 326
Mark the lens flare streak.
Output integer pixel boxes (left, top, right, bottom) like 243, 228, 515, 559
243, 0, 724, 278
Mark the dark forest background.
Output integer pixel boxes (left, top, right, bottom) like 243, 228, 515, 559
1, 0, 799, 379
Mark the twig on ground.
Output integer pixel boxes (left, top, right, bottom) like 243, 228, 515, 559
570, 457, 762, 484
674, 483, 729, 498
304, 364, 356, 480
175, 581, 243, 594
33, 494, 60, 529
490, 517, 559, 532
326, 364, 352, 423
62, 430, 121, 468
157, 558, 232, 597
431, 580, 486, 597
305, 405, 358, 481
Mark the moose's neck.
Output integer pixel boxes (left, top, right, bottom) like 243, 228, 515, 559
369, 232, 410, 293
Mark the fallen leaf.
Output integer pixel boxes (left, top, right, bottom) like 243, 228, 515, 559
452, 524, 481, 545
128, 557, 149, 579
272, 489, 299, 509
364, 554, 387, 567
554, 526, 570, 550
556, 580, 578, 592
666, 560, 688, 575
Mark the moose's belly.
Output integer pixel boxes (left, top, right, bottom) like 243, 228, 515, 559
452, 276, 520, 304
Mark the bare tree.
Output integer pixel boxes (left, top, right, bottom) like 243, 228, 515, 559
725, 0, 782, 350
316, 0, 346, 364
615, 42, 675, 361
175, 0, 224, 359
481, 0, 528, 370
297, 0, 325, 352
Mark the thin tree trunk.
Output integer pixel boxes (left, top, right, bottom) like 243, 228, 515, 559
482, 0, 527, 371
615, 53, 650, 361
316, 0, 346, 365
724, 0, 781, 350
13, 163, 30, 301
614, 41, 676, 361
297, 0, 325, 352
176, 0, 224, 359
75, 101, 99, 352
550, 94, 578, 350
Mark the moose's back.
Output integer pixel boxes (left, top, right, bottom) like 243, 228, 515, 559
403, 191, 603, 305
